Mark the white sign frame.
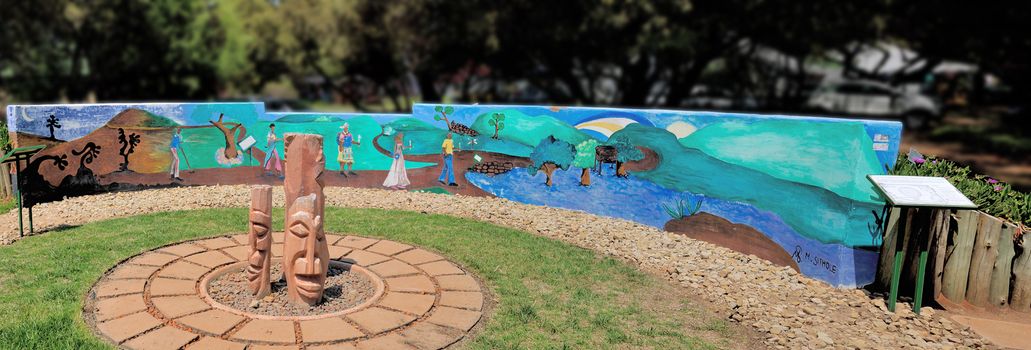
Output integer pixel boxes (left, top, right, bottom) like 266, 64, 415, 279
867, 175, 977, 209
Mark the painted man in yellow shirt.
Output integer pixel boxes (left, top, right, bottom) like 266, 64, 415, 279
438, 132, 457, 186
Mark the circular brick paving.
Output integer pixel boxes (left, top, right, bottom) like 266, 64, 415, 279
85, 233, 487, 349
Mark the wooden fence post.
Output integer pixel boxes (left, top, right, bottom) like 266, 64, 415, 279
966, 213, 1004, 307
1012, 232, 1031, 312
942, 210, 978, 302
877, 208, 902, 289
988, 223, 1017, 308
930, 209, 952, 300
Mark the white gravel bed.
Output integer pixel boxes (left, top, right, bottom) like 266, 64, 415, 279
0, 186, 995, 349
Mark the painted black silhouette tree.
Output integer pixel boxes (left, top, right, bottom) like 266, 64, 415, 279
117, 128, 141, 171
72, 142, 102, 166
45, 115, 61, 140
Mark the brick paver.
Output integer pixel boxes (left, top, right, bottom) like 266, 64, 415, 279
152, 295, 211, 318
385, 275, 435, 293
96, 311, 162, 343
130, 252, 179, 267
300, 317, 364, 343
342, 250, 389, 266
356, 333, 416, 350
365, 240, 412, 256
434, 274, 480, 292
418, 261, 464, 276
92, 236, 486, 350
123, 326, 198, 350
272, 243, 284, 258
426, 307, 482, 331
196, 237, 238, 250
159, 243, 206, 257
230, 234, 250, 245
221, 245, 250, 261
399, 323, 463, 350
368, 260, 418, 277
176, 309, 246, 335
334, 236, 379, 249
95, 279, 146, 297
346, 307, 416, 334
185, 250, 236, 268
95, 293, 148, 321
272, 231, 284, 243
108, 264, 160, 280
439, 291, 483, 310
378, 292, 435, 315
230, 319, 296, 343
328, 245, 352, 260
149, 277, 196, 296
186, 337, 246, 350
394, 249, 444, 265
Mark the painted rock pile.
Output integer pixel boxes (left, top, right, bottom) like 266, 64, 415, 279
448, 122, 479, 137
468, 161, 515, 176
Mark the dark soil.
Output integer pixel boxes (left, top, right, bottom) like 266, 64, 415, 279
665, 212, 800, 272
207, 262, 376, 317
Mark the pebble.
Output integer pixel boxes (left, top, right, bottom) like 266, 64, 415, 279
0, 185, 998, 349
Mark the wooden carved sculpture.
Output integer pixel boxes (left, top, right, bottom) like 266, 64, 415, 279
282, 133, 328, 306
247, 185, 273, 298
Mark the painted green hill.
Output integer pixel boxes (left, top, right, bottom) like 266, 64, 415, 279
273, 114, 344, 123
470, 109, 591, 147
678, 120, 883, 203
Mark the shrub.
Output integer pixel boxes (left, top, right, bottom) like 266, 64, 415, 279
661, 194, 704, 220
891, 153, 1030, 228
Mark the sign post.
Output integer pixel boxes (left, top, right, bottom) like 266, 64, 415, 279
868, 175, 977, 314
1, 145, 47, 237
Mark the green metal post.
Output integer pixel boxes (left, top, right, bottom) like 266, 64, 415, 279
27, 203, 33, 233
887, 206, 909, 312
913, 248, 928, 314
15, 160, 22, 237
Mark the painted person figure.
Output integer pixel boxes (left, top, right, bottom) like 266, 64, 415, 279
263, 123, 283, 178
382, 132, 412, 189
169, 128, 183, 181
337, 123, 360, 177
438, 132, 457, 186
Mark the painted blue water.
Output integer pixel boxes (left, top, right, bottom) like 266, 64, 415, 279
466, 168, 878, 287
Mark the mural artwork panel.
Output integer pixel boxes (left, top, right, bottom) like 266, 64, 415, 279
6, 102, 902, 287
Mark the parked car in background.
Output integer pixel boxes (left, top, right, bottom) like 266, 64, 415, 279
805, 79, 941, 129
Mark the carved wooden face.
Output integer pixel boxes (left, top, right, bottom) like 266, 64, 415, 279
283, 195, 329, 305
247, 203, 272, 292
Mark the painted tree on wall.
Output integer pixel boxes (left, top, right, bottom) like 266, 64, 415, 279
434, 105, 479, 137
572, 139, 599, 186
45, 115, 61, 140
528, 136, 574, 186
117, 128, 141, 171
488, 113, 505, 139
607, 135, 643, 177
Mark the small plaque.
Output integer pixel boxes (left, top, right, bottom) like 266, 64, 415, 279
238, 136, 257, 151
868, 175, 977, 209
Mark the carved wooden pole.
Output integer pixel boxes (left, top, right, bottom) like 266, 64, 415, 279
247, 185, 273, 298
282, 133, 328, 306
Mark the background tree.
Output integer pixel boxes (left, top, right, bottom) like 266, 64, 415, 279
607, 135, 643, 177
45, 115, 61, 140
572, 139, 600, 186
117, 128, 141, 171
528, 136, 574, 187
488, 113, 505, 139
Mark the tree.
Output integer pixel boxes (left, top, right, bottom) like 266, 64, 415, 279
488, 113, 505, 139
117, 128, 141, 171
45, 115, 62, 140
433, 105, 454, 127
572, 139, 600, 186
527, 136, 574, 187
607, 135, 643, 177
209, 113, 247, 160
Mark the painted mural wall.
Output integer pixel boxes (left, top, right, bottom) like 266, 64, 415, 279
5, 102, 901, 287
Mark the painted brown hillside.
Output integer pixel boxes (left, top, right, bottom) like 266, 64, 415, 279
13, 132, 65, 149
665, 212, 800, 272
35, 126, 174, 186
105, 108, 180, 129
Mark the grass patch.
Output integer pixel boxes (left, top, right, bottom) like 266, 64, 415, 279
0, 207, 747, 349
0, 197, 14, 215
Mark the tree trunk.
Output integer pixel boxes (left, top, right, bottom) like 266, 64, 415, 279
542, 163, 556, 186
493, 126, 499, 139
209, 116, 242, 160
580, 168, 591, 186
616, 161, 628, 177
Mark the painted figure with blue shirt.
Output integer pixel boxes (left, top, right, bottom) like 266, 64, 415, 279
169, 127, 183, 181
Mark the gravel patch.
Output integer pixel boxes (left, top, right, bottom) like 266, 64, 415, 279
0, 185, 996, 349
207, 262, 376, 317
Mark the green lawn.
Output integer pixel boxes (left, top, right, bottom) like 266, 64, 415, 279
0, 197, 14, 215
0, 208, 746, 349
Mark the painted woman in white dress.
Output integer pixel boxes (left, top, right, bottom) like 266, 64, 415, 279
383, 133, 412, 189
